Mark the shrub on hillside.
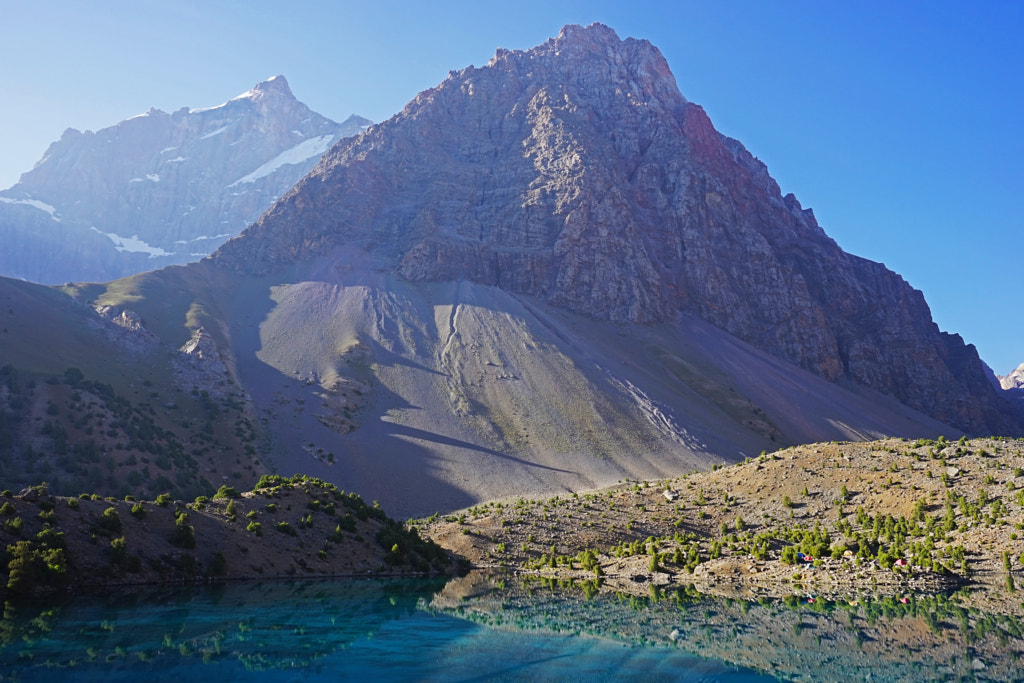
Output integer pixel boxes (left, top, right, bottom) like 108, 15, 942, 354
171, 511, 196, 549
95, 507, 122, 535
6, 529, 69, 594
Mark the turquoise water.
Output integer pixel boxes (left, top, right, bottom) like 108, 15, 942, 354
0, 579, 773, 682
5, 575, 1023, 681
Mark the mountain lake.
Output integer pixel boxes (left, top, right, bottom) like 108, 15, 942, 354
1, 573, 1021, 681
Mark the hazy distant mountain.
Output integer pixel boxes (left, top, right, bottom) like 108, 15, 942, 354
0, 76, 370, 284
1000, 364, 1024, 392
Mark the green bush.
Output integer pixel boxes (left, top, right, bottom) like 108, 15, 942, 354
4, 517, 23, 535
110, 536, 127, 564
338, 513, 357, 532
155, 493, 172, 507
170, 512, 196, 549
246, 521, 262, 536
374, 519, 449, 572
0, 502, 15, 516
96, 507, 123, 534
212, 486, 239, 500
6, 529, 70, 594
130, 503, 146, 519
275, 521, 297, 536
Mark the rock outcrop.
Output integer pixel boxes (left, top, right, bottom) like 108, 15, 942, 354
0, 76, 370, 284
175, 326, 231, 397
92, 304, 159, 348
212, 24, 1019, 436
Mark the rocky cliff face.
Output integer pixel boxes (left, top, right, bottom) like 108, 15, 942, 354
214, 24, 1020, 436
0, 76, 369, 284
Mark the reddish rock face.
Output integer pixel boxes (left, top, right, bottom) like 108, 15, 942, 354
214, 23, 1020, 437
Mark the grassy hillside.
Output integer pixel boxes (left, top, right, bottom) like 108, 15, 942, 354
0, 275, 263, 499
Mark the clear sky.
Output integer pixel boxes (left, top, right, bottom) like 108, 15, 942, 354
1, 0, 1020, 375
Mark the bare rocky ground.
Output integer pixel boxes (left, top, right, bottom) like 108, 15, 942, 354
220, 255, 960, 520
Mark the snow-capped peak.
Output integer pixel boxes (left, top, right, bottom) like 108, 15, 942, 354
192, 76, 295, 114
231, 75, 294, 102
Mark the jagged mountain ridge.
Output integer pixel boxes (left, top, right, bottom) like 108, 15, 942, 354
214, 24, 1018, 437
0, 76, 370, 284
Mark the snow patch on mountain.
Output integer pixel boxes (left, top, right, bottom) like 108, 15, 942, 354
174, 233, 232, 245
0, 197, 60, 221
91, 228, 171, 257
229, 135, 334, 186
200, 126, 230, 140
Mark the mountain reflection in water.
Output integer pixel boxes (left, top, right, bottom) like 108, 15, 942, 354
1, 573, 1021, 681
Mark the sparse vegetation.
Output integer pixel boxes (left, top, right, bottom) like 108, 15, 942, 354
420, 437, 1024, 603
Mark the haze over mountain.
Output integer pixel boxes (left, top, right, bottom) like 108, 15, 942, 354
2, 24, 1020, 517
0, 76, 370, 285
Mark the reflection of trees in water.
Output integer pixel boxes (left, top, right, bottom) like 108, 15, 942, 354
433, 572, 1024, 682
0, 578, 446, 673
4, 575, 1024, 680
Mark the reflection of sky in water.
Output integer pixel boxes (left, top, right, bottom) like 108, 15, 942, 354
0, 580, 770, 682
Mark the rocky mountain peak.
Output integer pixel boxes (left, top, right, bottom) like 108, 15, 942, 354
480, 22, 684, 115
236, 74, 296, 103
211, 26, 1021, 436
556, 21, 620, 45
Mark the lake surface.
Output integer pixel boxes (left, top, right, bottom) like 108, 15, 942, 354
1, 574, 1021, 681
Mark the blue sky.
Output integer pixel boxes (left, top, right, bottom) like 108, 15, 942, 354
1, 0, 1020, 374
